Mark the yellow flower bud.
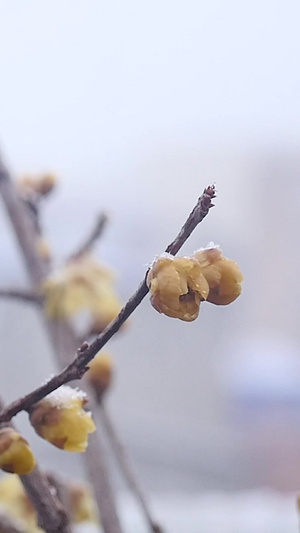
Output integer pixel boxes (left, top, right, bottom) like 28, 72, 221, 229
36, 238, 52, 263
17, 175, 34, 190
37, 174, 57, 196
17, 174, 57, 196
29, 387, 96, 452
146, 255, 209, 321
88, 353, 114, 400
0, 428, 36, 475
69, 482, 98, 523
193, 245, 243, 305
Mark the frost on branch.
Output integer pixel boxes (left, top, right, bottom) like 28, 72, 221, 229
29, 386, 95, 452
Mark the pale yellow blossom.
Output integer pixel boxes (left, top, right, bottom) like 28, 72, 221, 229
41, 255, 122, 333
36, 238, 52, 263
18, 174, 57, 196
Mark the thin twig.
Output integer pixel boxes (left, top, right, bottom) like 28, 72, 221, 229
68, 213, 108, 261
0, 185, 215, 422
0, 287, 41, 304
99, 403, 164, 533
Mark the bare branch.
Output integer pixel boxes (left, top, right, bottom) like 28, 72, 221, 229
0, 287, 41, 304
20, 467, 73, 533
68, 213, 108, 261
0, 185, 215, 422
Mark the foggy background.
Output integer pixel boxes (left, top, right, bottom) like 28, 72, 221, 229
0, 1, 300, 531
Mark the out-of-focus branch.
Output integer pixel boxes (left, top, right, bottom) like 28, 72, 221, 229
68, 213, 108, 261
20, 467, 73, 533
0, 156, 123, 533
0, 287, 41, 304
0, 184, 216, 421
99, 403, 164, 533
0, 160, 48, 283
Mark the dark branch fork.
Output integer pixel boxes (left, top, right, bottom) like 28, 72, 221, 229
0, 186, 215, 423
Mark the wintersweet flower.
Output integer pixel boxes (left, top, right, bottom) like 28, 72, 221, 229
89, 287, 123, 335
29, 386, 96, 452
69, 482, 98, 523
18, 173, 57, 196
193, 244, 243, 305
36, 238, 52, 263
37, 174, 57, 196
0, 428, 36, 475
146, 255, 209, 321
88, 352, 113, 400
41, 254, 122, 333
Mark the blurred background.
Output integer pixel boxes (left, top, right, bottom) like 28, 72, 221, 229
0, 1, 299, 531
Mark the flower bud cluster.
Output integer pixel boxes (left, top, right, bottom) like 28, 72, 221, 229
146, 244, 243, 321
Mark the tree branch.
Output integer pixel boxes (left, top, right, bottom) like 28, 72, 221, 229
0, 185, 215, 421
0, 287, 41, 304
68, 212, 108, 260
